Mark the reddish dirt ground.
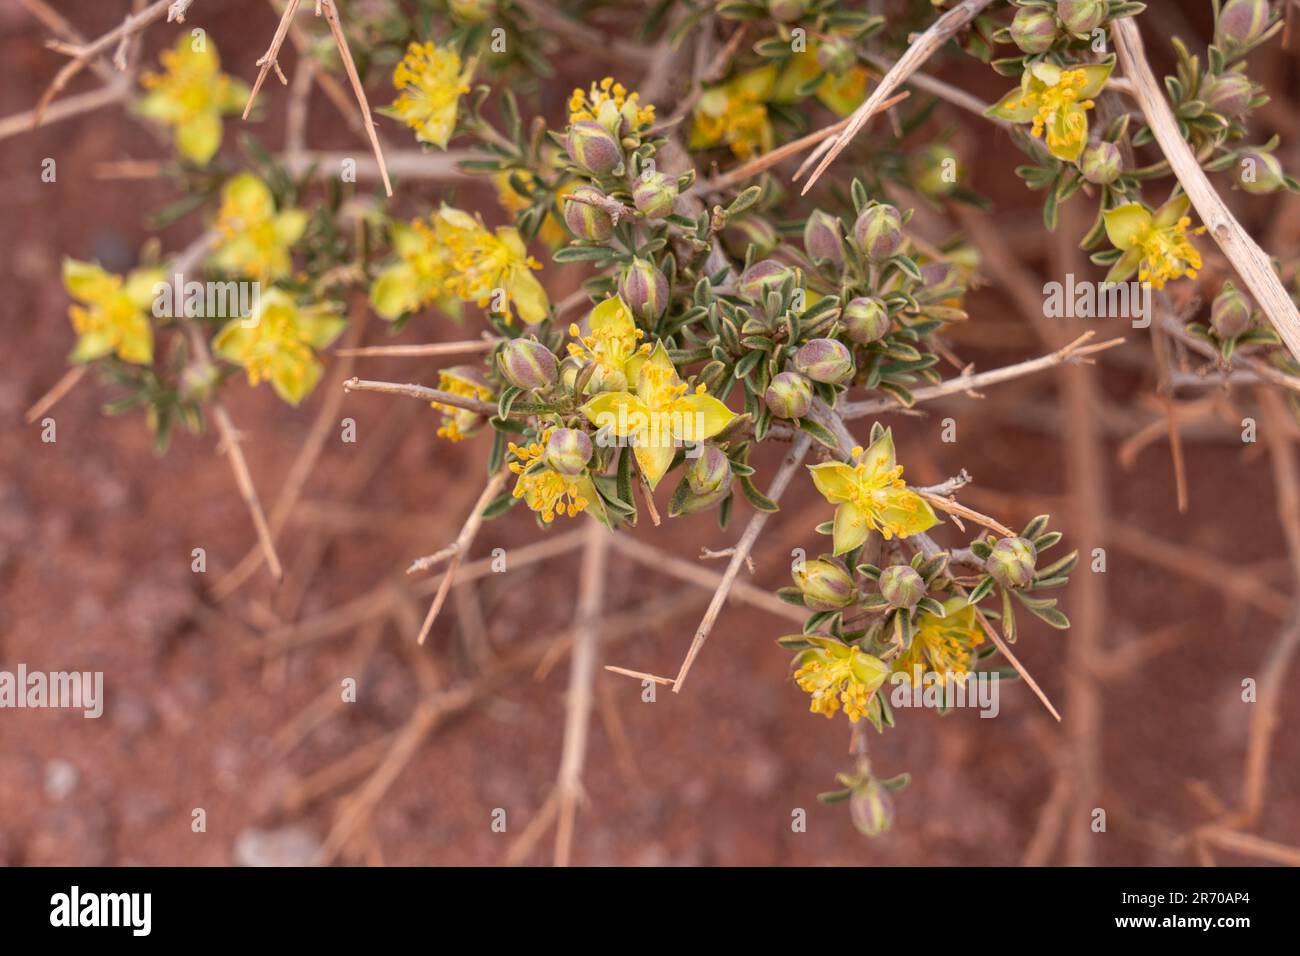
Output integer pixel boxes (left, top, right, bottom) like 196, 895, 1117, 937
2, 1, 1297, 866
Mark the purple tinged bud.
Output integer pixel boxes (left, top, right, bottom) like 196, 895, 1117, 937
1080, 141, 1122, 184
765, 371, 813, 419
1009, 7, 1058, 54
1057, 0, 1105, 35
767, 0, 807, 23
879, 564, 925, 610
842, 296, 890, 344
986, 536, 1038, 590
618, 258, 669, 320
1210, 282, 1253, 340
632, 171, 677, 219
1204, 72, 1255, 118
563, 185, 614, 241
544, 428, 593, 475
850, 777, 894, 837
794, 338, 854, 384
739, 258, 794, 301
498, 337, 558, 391
686, 445, 733, 497
794, 558, 856, 611
1215, 0, 1271, 54
803, 209, 845, 266
566, 120, 622, 175
1235, 147, 1286, 195
852, 203, 903, 261
722, 217, 780, 260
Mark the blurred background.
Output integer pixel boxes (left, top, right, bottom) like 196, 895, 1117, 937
1, 0, 1298, 866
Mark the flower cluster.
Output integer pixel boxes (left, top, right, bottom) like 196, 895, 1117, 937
136, 35, 248, 165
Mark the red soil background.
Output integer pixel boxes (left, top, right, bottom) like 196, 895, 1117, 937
1, 0, 1297, 866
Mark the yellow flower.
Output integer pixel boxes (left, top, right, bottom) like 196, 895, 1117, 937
209, 173, 308, 283
580, 341, 735, 489
387, 42, 472, 149
689, 66, 776, 160
508, 429, 596, 522
1103, 194, 1206, 290
369, 216, 459, 321
431, 365, 493, 442
435, 206, 549, 325
213, 288, 345, 404
566, 295, 650, 392
808, 429, 939, 555
771, 45, 871, 117
136, 35, 248, 165
892, 598, 984, 685
568, 76, 655, 130
987, 59, 1114, 164
62, 258, 162, 366
792, 636, 891, 722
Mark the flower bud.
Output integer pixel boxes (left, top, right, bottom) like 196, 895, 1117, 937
804, 209, 846, 267
498, 338, 558, 391
618, 258, 669, 320
842, 296, 890, 344
794, 558, 856, 611
985, 536, 1038, 590
879, 564, 926, 610
1215, 0, 1271, 54
794, 338, 854, 384
566, 120, 622, 175
816, 36, 855, 75
632, 171, 677, 219
852, 203, 903, 261
545, 428, 593, 475
1080, 141, 1122, 184
767, 0, 807, 24
1203, 72, 1255, 118
1210, 282, 1253, 340
686, 445, 733, 497
765, 371, 813, 419
739, 258, 794, 301
722, 217, 780, 260
850, 777, 894, 837
1057, 0, 1106, 35
1235, 147, 1286, 195
1009, 7, 1058, 54
563, 185, 614, 241
918, 260, 963, 300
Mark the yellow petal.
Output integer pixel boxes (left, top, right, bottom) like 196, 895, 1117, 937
508, 269, 549, 325
1077, 58, 1115, 99
1153, 193, 1191, 229
634, 438, 676, 490
62, 259, 116, 302
1103, 203, 1152, 252
581, 391, 645, 438
833, 501, 871, 555
370, 262, 422, 320
877, 488, 940, 539
176, 111, 222, 164
589, 295, 634, 335
985, 86, 1038, 123
674, 392, 736, 442
861, 429, 897, 475
808, 461, 857, 503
